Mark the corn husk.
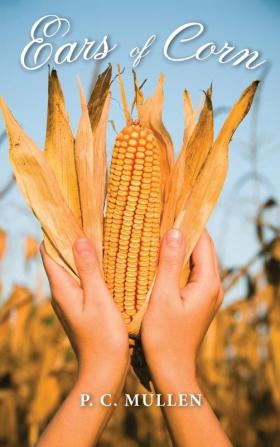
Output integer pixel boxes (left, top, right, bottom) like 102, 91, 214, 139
75, 80, 110, 265
175, 81, 259, 285
45, 70, 81, 220
44, 70, 81, 262
28, 345, 60, 445
136, 74, 174, 196
161, 90, 213, 235
0, 98, 85, 277
88, 64, 112, 132
117, 65, 131, 124
24, 236, 38, 261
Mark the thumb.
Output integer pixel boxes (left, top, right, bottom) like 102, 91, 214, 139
154, 229, 185, 297
73, 238, 108, 302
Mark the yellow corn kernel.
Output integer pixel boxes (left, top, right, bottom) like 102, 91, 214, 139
103, 122, 161, 323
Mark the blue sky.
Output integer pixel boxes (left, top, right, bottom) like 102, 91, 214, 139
0, 0, 279, 302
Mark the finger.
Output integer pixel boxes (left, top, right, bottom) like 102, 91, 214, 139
182, 230, 220, 300
153, 229, 185, 301
209, 239, 224, 309
40, 243, 81, 311
51, 297, 68, 331
73, 239, 109, 303
189, 230, 217, 284
215, 284, 224, 311
206, 231, 220, 278
50, 298, 78, 355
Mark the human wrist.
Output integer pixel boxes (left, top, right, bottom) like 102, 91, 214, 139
75, 364, 127, 400
77, 352, 128, 386
151, 372, 200, 397
147, 358, 199, 394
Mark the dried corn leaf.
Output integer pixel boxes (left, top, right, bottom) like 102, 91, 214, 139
28, 345, 60, 443
117, 65, 131, 124
45, 70, 81, 221
177, 88, 208, 194
128, 280, 154, 337
138, 75, 174, 195
25, 236, 38, 260
0, 98, 85, 277
44, 70, 81, 263
161, 91, 213, 235
175, 81, 259, 280
132, 69, 144, 119
76, 80, 110, 265
88, 64, 112, 132
10, 296, 32, 355
92, 92, 111, 259
183, 89, 195, 142
0, 285, 32, 325
176, 91, 213, 213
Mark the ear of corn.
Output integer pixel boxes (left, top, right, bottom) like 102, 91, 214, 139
0, 66, 258, 337
103, 122, 161, 325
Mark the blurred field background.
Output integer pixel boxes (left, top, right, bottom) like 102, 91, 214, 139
0, 0, 279, 446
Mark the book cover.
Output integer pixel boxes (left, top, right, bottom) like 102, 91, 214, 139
0, 1, 279, 446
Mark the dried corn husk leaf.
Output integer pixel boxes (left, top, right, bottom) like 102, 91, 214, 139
183, 89, 195, 142
0, 98, 85, 277
267, 323, 280, 409
0, 390, 18, 444
92, 92, 111, 259
76, 80, 110, 265
132, 69, 145, 119
138, 74, 174, 195
28, 346, 60, 443
88, 64, 112, 132
10, 289, 32, 355
0, 285, 32, 325
24, 236, 38, 260
161, 91, 213, 235
117, 65, 131, 124
45, 70, 81, 220
174, 87, 209, 206
175, 81, 259, 283
128, 279, 154, 337
176, 91, 213, 213
44, 70, 81, 262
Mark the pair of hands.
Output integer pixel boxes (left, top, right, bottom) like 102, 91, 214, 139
39, 229, 227, 447
41, 229, 223, 390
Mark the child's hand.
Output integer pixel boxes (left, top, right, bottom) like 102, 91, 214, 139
141, 229, 223, 388
40, 239, 129, 384
141, 230, 231, 447
37, 239, 129, 447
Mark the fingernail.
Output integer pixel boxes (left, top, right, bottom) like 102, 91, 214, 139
166, 229, 183, 247
74, 239, 92, 254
